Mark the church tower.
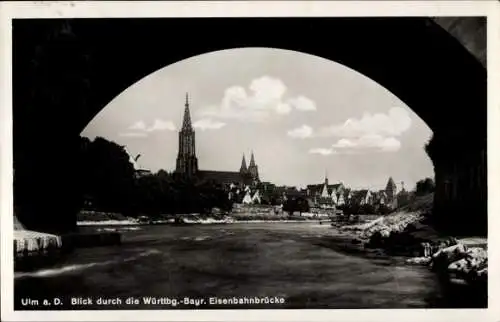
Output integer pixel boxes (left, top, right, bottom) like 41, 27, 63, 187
385, 177, 398, 208
385, 177, 397, 199
239, 154, 248, 174
247, 150, 259, 182
175, 93, 198, 176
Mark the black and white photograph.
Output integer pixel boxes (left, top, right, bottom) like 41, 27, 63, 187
1, 1, 498, 321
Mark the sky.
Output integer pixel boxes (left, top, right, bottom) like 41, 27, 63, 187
81, 48, 434, 191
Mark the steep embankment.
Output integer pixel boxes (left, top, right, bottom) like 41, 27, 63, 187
341, 194, 436, 247
340, 193, 487, 288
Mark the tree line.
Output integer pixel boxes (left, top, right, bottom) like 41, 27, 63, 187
79, 136, 232, 217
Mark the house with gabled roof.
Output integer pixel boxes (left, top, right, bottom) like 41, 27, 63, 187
372, 190, 387, 205
351, 190, 373, 206
306, 172, 345, 207
337, 191, 346, 206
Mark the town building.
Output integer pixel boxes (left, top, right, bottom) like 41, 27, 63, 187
305, 172, 345, 207
351, 190, 373, 206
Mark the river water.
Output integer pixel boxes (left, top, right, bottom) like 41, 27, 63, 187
14, 222, 482, 310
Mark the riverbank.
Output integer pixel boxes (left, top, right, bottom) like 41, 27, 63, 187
77, 218, 326, 227
333, 209, 487, 306
76, 209, 331, 226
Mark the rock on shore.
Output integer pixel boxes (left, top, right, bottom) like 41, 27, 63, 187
430, 244, 487, 283
340, 211, 488, 288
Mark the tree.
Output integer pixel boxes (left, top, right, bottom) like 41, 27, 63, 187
415, 177, 435, 196
282, 198, 296, 216
156, 169, 170, 179
296, 197, 310, 215
282, 196, 310, 216
80, 136, 137, 215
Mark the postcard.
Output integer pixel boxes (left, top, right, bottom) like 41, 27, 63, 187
1, 1, 499, 321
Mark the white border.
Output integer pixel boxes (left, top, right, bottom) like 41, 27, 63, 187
1, 1, 499, 322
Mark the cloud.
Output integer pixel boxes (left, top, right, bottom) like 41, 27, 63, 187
146, 119, 176, 132
303, 107, 410, 155
128, 121, 147, 131
119, 132, 148, 138
332, 138, 357, 148
332, 134, 401, 152
250, 75, 287, 104
309, 135, 401, 155
309, 148, 334, 156
288, 96, 316, 111
287, 125, 313, 139
318, 107, 412, 138
193, 118, 226, 131
276, 102, 293, 115
198, 76, 317, 122
122, 119, 176, 137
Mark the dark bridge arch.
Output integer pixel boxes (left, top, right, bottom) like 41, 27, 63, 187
13, 17, 486, 234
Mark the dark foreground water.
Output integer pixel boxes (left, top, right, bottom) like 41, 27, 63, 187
14, 223, 484, 310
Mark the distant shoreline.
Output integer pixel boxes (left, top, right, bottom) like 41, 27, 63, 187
76, 218, 329, 227
76, 208, 337, 227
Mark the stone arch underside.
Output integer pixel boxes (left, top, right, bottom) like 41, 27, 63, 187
13, 17, 486, 234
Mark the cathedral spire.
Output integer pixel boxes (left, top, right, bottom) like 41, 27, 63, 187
325, 169, 329, 186
386, 177, 396, 190
240, 153, 247, 172
176, 93, 198, 176
247, 150, 259, 182
182, 92, 193, 131
249, 150, 256, 167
